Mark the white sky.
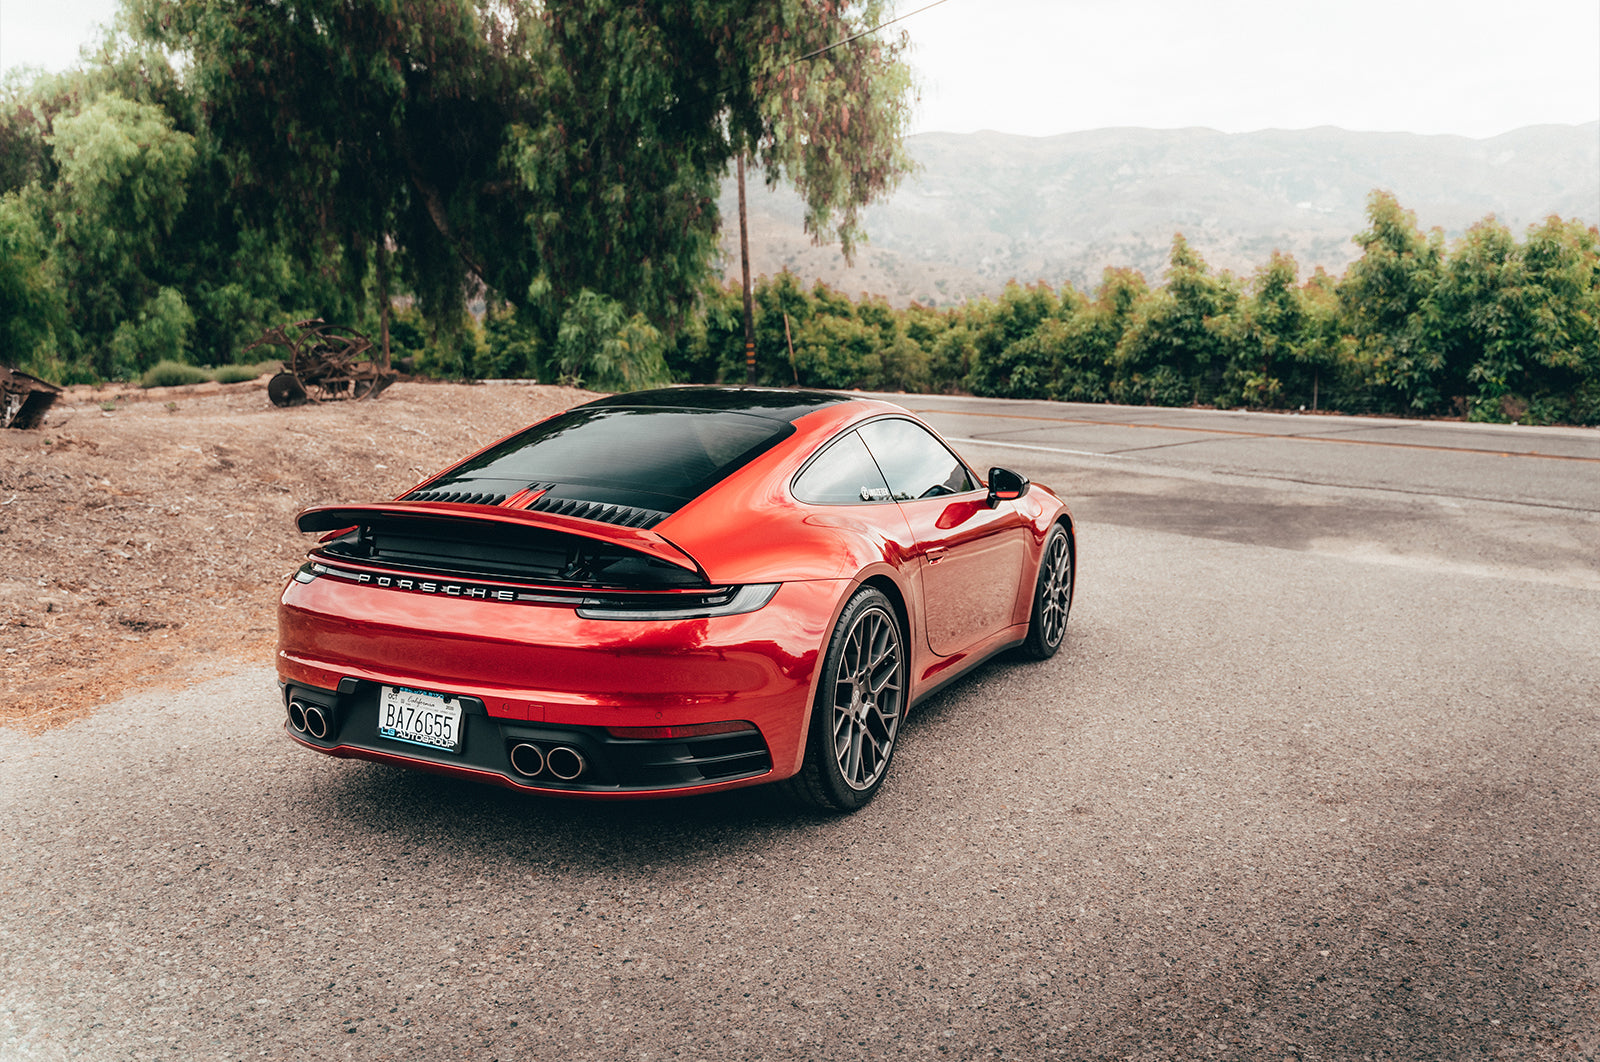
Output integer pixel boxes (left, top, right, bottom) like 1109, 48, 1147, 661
904, 0, 1600, 137
3, 0, 1598, 138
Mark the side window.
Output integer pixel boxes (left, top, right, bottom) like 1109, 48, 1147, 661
792, 431, 893, 504
857, 418, 975, 501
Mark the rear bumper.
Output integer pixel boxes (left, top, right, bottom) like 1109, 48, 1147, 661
281, 677, 776, 797
276, 575, 847, 797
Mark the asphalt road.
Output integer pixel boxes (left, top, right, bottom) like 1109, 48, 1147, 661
3, 399, 1598, 1061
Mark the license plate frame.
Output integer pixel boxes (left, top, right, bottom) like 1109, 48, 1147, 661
378, 685, 465, 753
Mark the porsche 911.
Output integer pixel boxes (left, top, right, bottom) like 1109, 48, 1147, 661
277, 387, 1074, 810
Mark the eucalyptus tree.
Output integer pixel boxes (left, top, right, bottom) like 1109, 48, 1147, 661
130, 0, 917, 377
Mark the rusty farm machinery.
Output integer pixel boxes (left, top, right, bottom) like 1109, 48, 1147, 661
247, 318, 398, 408
1, 365, 62, 429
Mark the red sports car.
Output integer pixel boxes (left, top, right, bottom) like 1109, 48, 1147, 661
277, 387, 1075, 810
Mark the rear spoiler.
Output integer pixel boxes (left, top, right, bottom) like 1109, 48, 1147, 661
294, 501, 706, 580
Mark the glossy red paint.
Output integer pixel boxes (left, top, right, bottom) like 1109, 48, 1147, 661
276, 388, 1073, 802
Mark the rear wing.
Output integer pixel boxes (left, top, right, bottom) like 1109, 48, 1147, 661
295, 502, 707, 588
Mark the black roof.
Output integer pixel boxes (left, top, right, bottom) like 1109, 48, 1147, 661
402, 388, 850, 527
584, 386, 851, 422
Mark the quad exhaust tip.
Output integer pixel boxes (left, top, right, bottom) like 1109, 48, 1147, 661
303, 705, 329, 740
509, 742, 546, 777
509, 742, 587, 781
287, 700, 330, 740
546, 746, 586, 781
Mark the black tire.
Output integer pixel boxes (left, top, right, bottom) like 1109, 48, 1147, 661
1018, 524, 1073, 660
784, 587, 908, 812
267, 372, 309, 408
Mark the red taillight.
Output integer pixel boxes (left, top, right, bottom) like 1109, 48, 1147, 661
604, 721, 757, 740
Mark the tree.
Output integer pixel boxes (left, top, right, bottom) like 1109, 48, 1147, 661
1056, 268, 1146, 402
666, 281, 745, 384
1220, 251, 1306, 408
1294, 267, 1349, 412
0, 47, 354, 379
1515, 217, 1600, 423
1337, 191, 1448, 412
1113, 236, 1238, 405
132, 0, 916, 363
1434, 216, 1520, 418
0, 192, 65, 371
749, 270, 814, 384
964, 281, 1065, 398
733, 1, 916, 261
1440, 214, 1600, 423
47, 92, 197, 377
928, 314, 977, 393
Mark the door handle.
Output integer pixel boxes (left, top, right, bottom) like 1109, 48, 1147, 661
925, 546, 948, 564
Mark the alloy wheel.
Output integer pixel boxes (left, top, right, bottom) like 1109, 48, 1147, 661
828, 605, 905, 792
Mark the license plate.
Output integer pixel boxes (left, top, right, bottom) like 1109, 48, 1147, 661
378, 686, 464, 753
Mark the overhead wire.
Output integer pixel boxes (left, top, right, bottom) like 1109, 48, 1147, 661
791, 0, 955, 67
670, 0, 956, 117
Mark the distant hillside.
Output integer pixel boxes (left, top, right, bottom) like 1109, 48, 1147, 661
718, 124, 1600, 306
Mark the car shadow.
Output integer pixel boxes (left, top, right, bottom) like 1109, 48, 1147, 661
306, 752, 835, 872
291, 644, 1077, 875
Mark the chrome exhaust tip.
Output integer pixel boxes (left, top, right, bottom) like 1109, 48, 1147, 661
545, 745, 586, 781
288, 700, 308, 734
302, 704, 330, 740
509, 743, 546, 778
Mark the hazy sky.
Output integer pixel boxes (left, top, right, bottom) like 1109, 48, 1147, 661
3, 0, 1598, 139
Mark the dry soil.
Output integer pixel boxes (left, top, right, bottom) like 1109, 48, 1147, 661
0, 378, 597, 730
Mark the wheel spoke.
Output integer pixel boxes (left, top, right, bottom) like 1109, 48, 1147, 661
867, 701, 896, 741
844, 724, 864, 783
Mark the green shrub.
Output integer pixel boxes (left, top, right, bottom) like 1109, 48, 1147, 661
214, 363, 261, 384
139, 360, 211, 388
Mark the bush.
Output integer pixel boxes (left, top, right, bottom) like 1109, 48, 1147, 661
213, 362, 274, 383
553, 290, 671, 392
139, 360, 210, 387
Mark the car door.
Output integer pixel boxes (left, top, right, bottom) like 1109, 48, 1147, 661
856, 418, 1030, 657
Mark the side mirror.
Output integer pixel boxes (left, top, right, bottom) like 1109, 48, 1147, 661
986, 466, 1030, 508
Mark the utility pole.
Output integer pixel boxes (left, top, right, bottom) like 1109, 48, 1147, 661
737, 153, 756, 384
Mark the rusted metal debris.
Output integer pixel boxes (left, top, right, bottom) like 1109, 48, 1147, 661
245, 318, 397, 408
1, 365, 63, 429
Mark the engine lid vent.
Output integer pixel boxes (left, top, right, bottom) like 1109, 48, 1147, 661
524, 495, 669, 529
405, 488, 508, 506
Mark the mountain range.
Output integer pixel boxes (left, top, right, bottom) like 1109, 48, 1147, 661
718, 123, 1600, 306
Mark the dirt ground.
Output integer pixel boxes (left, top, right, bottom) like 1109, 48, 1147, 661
0, 378, 599, 731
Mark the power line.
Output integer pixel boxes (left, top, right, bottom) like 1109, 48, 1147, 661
673, 0, 956, 117
792, 0, 956, 67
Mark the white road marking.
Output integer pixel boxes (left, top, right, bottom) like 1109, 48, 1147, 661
944, 436, 1132, 460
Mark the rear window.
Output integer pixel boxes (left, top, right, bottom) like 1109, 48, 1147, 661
416, 406, 793, 515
